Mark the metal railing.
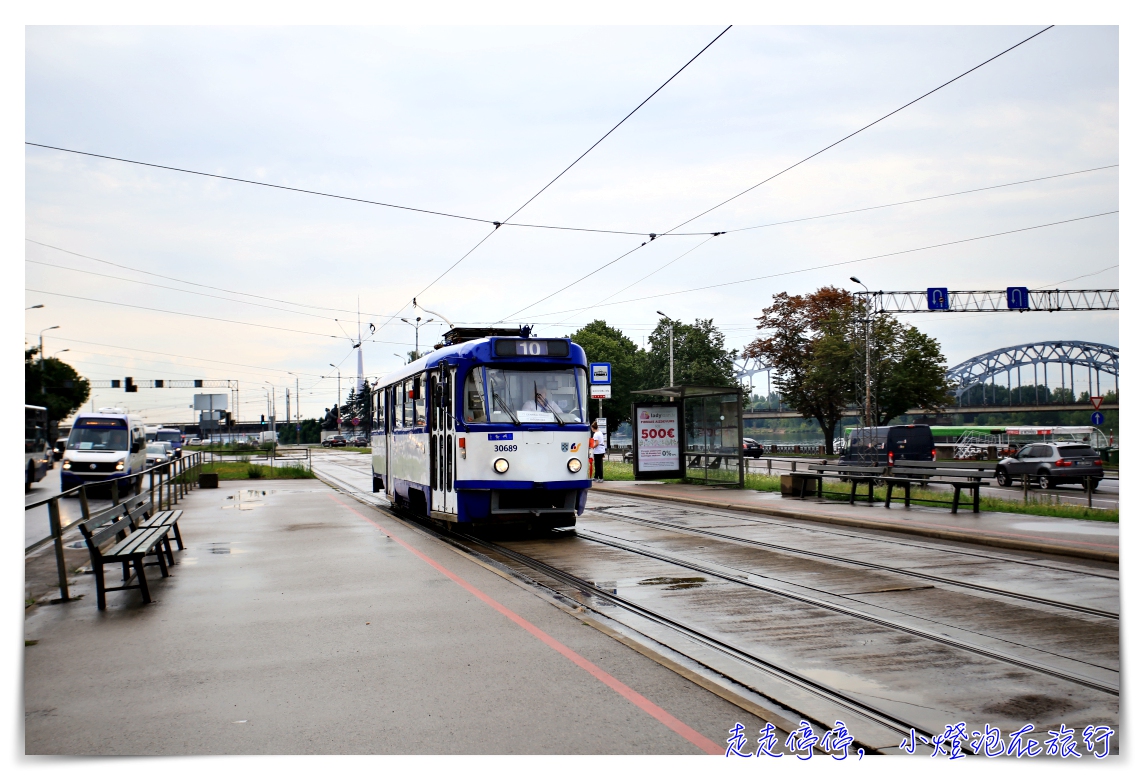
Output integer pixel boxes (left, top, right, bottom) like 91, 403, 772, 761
193, 446, 312, 471
24, 452, 204, 603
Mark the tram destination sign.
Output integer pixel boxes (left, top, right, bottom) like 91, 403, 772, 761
632, 402, 684, 479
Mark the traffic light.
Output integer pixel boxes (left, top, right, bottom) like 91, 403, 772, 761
260, 414, 266, 427
124, 376, 138, 393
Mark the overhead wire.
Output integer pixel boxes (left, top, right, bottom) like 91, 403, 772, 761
25, 239, 399, 318
525, 210, 1119, 316
372, 25, 734, 340
498, 25, 1057, 322
24, 287, 416, 345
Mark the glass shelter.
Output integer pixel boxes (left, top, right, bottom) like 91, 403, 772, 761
632, 385, 744, 487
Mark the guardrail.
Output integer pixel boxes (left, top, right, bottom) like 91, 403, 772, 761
194, 446, 312, 470
24, 452, 204, 604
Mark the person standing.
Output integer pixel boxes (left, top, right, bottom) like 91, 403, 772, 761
590, 420, 607, 483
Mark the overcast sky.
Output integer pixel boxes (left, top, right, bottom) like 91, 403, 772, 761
24, 25, 1118, 423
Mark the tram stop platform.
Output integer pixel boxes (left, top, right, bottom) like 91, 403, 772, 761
592, 481, 1118, 563
24, 479, 767, 755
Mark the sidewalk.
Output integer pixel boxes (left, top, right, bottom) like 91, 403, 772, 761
592, 481, 1118, 563
24, 480, 765, 755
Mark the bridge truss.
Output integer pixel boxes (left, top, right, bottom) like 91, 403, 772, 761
946, 341, 1118, 405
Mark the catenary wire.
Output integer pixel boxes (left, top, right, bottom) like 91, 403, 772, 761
25, 239, 399, 318
498, 27, 1056, 322
662, 25, 1056, 236
25, 288, 417, 345
370, 26, 734, 341
526, 209, 1116, 315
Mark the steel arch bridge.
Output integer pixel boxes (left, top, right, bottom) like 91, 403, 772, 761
946, 341, 1119, 404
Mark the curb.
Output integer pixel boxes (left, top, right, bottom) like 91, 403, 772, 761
592, 485, 1118, 564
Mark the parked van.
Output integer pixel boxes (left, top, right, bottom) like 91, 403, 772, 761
61, 408, 147, 493
838, 424, 936, 467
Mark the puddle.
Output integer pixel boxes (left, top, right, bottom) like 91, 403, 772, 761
206, 543, 231, 555
638, 576, 707, 591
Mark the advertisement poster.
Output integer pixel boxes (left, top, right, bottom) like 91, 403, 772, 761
634, 405, 681, 473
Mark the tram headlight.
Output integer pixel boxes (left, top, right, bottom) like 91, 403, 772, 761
62, 459, 71, 470
567, 458, 582, 473
493, 458, 510, 474
115, 459, 126, 471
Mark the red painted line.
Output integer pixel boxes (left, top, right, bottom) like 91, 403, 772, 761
328, 494, 723, 755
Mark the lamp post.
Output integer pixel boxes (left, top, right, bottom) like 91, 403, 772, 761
329, 364, 342, 434
287, 371, 301, 436
37, 325, 59, 396
51, 348, 70, 358
849, 277, 872, 430
400, 316, 435, 360
25, 304, 44, 310
656, 311, 674, 386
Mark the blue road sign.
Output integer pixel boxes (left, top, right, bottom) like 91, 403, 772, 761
590, 362, 612, 384
1006, 286, 1030, 309
926, 287, 950, 310
1091, 411, 1104, 426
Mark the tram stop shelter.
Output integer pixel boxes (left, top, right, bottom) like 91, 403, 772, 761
632, 385, 744, 488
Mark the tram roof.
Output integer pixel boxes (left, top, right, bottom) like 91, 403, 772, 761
374, 335, 586, 389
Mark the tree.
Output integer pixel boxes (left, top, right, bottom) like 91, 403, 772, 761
646, 317, 737, 388
25, 347, 90, 424
745, 287, 953, 453
568, 320, 647, 432
869, 316, 952, 424
743, 288, 858, 454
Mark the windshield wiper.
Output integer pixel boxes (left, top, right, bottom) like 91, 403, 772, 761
492, 392, 521, 426
537, 396, 567, 426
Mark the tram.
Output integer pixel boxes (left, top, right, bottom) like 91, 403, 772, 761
371, 327, 592, 529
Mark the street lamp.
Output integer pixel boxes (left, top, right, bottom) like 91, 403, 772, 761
656, 311, 674, 386
51, 348, 70, 358
25, 304, 44, 310
400, 316, 435, 360
329, 364, 342, 434
849, 277, 872, 431
38, 325, 60, 370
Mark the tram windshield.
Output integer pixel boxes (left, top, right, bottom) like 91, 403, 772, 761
480, 367, 587, 424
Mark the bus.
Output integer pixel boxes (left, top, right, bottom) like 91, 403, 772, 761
25, 404, 52, 490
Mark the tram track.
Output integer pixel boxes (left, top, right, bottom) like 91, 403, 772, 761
312, 455, 1118, 749
587, 504, 1119, 620
309, 460, 929, 749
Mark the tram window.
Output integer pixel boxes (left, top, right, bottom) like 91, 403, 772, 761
464, 369, 487, 423
413, 375, 426, 427
394, 382, 406, 429
486, 368, 586, 423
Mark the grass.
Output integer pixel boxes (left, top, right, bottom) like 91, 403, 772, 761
199, 462, 315, 480
603, 460, 1117, 522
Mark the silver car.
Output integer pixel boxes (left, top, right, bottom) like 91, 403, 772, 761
145, 441, 174, 469
995, 442, 1104, 489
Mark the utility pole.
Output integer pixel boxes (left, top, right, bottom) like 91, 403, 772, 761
330, 364, 342, 434
401, 315, 435, 361
850, 277, 872, 430
37, 325, 60, 395
656, 312, 674, 386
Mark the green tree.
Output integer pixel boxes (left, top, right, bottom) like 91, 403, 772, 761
646, 317, 737, 388
744, 288, 859, 454
868, 315, 952, 425
568, 320, 647, 432
25, 347, 90, 423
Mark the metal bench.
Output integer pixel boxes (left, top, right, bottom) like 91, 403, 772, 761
79, 498, 176, 610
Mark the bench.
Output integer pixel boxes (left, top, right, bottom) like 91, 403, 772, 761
79, 498, 176, 610
807, 463, 884, 504
122, 494, 185, 552
889, 460, 990, 514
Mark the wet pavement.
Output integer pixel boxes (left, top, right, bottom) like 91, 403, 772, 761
24, 477, 776, 755
594, 481, 1119, 562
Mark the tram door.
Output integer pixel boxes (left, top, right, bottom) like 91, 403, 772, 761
430, 366, 457, 515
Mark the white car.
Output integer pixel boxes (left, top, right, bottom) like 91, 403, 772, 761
187, 438, 203, 446
145, 442, 174, 468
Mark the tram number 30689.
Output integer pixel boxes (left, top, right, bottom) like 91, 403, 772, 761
494, 444, 518, 452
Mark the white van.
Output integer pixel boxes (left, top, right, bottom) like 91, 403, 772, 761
61, 408, 147, 494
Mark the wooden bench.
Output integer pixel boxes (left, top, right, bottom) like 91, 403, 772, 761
808, 463, 884, 504
122, 494, 185, 553
79, 499, 175, 610
888, 460, 989, 514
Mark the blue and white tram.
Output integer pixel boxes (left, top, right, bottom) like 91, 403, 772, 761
371, 329, 592, 529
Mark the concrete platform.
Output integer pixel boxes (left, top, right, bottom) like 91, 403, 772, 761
592, 481, 1118, 563
24, 479, 769, 755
